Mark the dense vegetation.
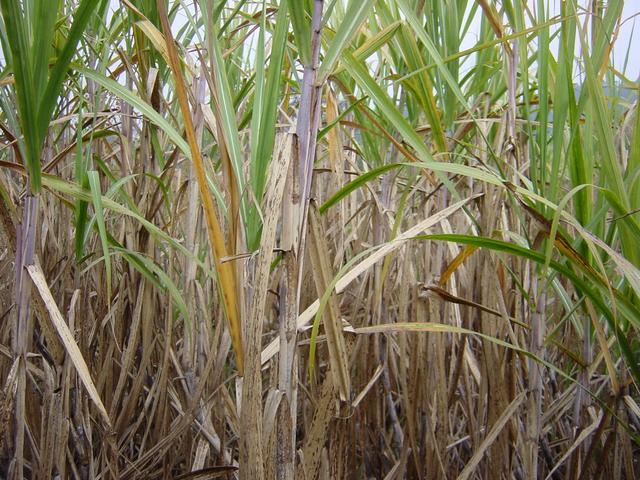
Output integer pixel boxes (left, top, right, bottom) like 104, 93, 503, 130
0, 0, 639, 478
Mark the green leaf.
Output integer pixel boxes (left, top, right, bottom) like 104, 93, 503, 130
88, 170, 112, 303
416, 233, 640, 384
318, 0, 374, 81
113, 247, 190, 327
341, 50, 434, 163
290, 0, 311, 65
78, 67, 191, 156
320, 163, 403, 214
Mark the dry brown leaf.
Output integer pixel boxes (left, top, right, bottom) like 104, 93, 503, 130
156, 0, 244, 374
27, 264, 111, 428
174, 466, 238, 480
457, 392, 525, 480
307, 203, 351, 401
261, 193, 483, 364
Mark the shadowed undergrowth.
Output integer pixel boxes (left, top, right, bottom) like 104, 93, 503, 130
0, 0, 639, 478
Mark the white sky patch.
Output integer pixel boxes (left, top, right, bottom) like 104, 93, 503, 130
459, 0, 640, 81
0, 1, 635, 84
105, 0, 638, 80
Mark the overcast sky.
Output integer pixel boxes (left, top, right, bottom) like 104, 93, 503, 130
106, 0, 638, 81
459, 1, 640, 81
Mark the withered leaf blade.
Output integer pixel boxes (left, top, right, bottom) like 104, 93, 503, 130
27, 264, 111, 427
174, 466, 238, 480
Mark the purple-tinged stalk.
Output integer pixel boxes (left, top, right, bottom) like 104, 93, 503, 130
295, 0, 325, 268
